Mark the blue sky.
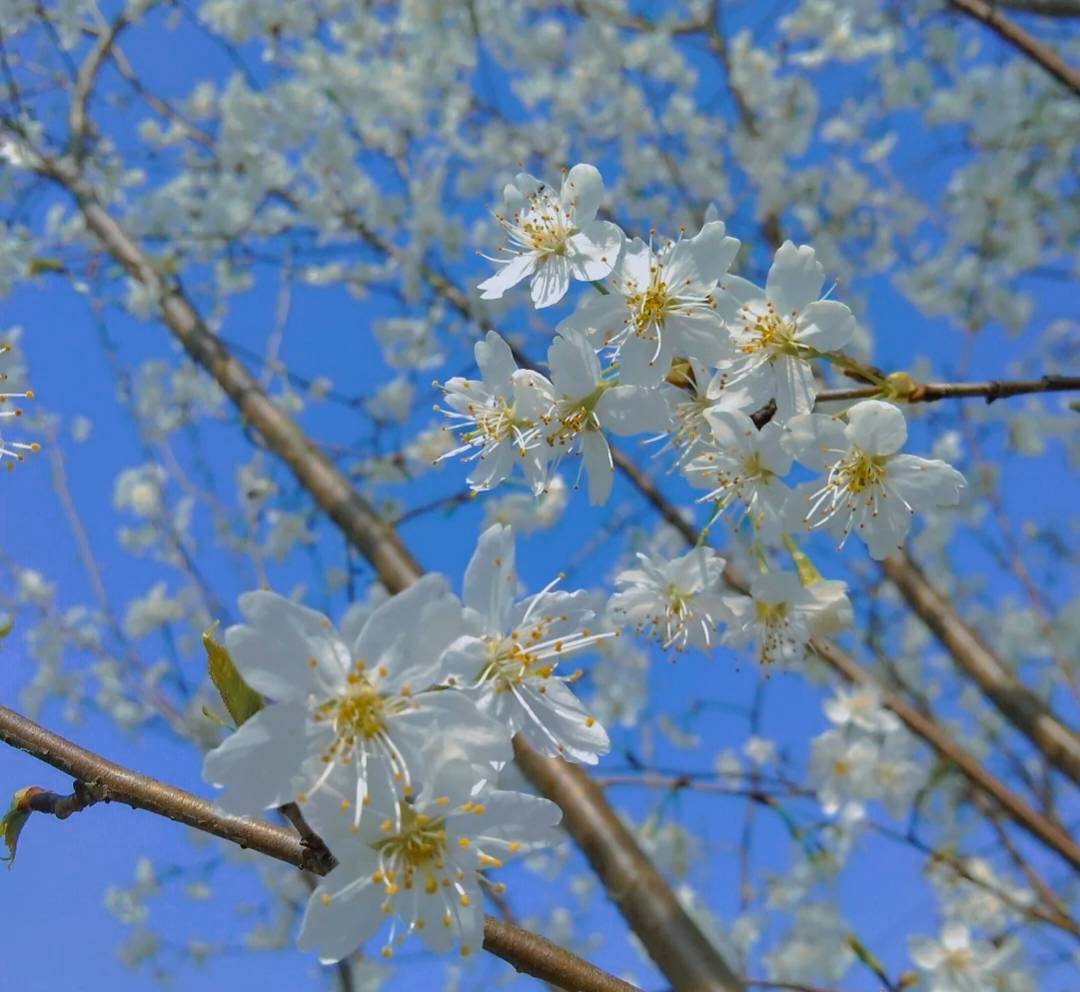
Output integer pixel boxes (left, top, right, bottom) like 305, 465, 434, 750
2, 2, 1078, 991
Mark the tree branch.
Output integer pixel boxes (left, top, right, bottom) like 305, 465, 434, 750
950, 0, 1080, 96
880, 553, 1080, 785
0, 704, 640, 992
816, 374, 1080, 405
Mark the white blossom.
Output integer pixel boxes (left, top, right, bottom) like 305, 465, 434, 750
298, 759, 561, 961
560, 220, 739, 386
437, 331, 549, 494
609, 547, 729, 652
684, 410, 793, 539
723, 571, 852, 665
908, 925, 1032, 992
785, 400, 966, 559
478, 164, 623, 308
715, 241, 856, 422
440, 524, 612, 763
202, 578, 509, 828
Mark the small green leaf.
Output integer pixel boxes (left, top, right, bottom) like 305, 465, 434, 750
0, 615, 13, 642
203, 624, 263, 727
1, 787, 42, 868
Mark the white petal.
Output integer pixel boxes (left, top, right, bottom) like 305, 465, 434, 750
463, 523, 517, 629
202, 702, 308, 815
561, 163, 603, 222
782, 413, 847, 471
845, 400, 907, 455
617, 332, 669, 387
766, 241, 824, 315
298, 872, 382, 963
580, 430, 614, 505
773, 355, 817, 422
478, 252, 536, 300
466, 440, 515, 491
887, 455, 966, 510
353, 574, 452, 674
229, 592, 347, 701
596, 385, 672, 436
549, 329, 601, 398
568, 220, 623, 281
530, 255, 571, 308
475, 330, 518, 388
684, 220, 740, 284
795, 300, 855, 351
557, 293, 628, 348
515, 679, 610, 763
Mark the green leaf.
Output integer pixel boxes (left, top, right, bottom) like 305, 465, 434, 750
1, 787, 42, 868
0, 615, 13, 642
203, 623, 263, 727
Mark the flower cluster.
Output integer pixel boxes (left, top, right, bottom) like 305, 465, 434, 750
435, 163, 967, 663
203, 524, 609, 960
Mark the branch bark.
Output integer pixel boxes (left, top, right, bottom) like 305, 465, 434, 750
950, 0, 1080, 96
0, 704, 640, 992
34, 154, 742, 992
880, 553, 1080, 785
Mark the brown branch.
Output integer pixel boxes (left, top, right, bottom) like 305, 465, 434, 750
33, 154, 741, 992
816, 374, 1080, 405
514, 740, 743, 992
880, 553, 1080, 785
0, 704, 639, 992
950, 0, 1080, 96
989, 0, 1080, 15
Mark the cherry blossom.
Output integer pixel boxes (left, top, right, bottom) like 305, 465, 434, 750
299, 759, 561, 962
440, 524, 612, 763
714, 241, 856, 422
785, 400, 966, 559
478, 164, 623, 308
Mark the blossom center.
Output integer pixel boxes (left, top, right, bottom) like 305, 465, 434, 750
371, 802, 448, 894
739, 302, 796, 355
835, 451, 887, 494
504, 189, 574, 256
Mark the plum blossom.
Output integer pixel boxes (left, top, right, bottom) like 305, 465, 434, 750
609, 547, 729, 651
723, 571, 852, 665
437, 331, 551, 494
478, 164, 623, 308
784, 399, 966, 559
560, 220, 739, 386
809, 728, 879, 817
684, 410, 794, 539
440, 524, 612, 763
539, 329, 671, 504
202, 577, 509, 827
715, 241, 856, 422
299, 759, 561, 962
908, 924, 1032, 992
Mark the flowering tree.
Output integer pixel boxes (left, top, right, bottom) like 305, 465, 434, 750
1, 2, 1078, 991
